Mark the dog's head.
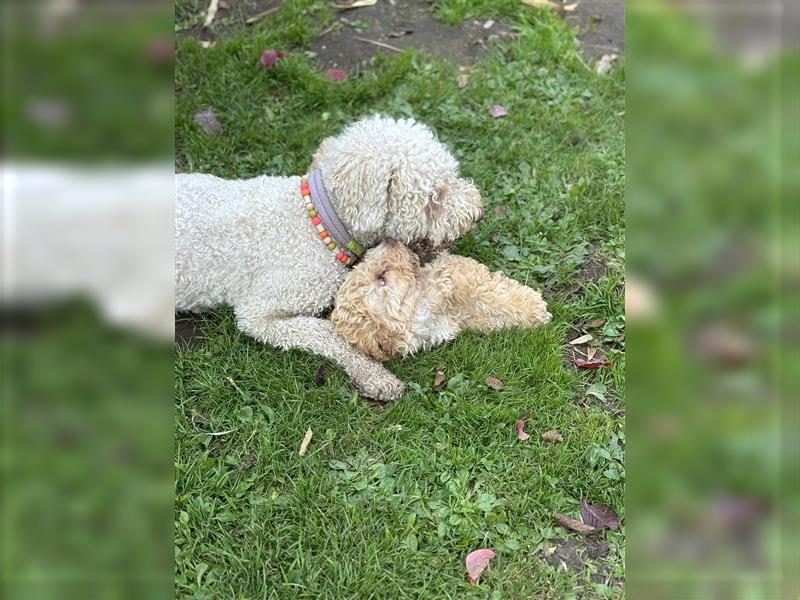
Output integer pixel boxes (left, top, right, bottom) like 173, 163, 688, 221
316, 116, 483, 253
331, 239, 421, 362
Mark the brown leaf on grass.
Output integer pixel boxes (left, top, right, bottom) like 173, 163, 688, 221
493, 205, 508, 216
691, 324, 755, 368
584, 317, 606, 329
314, 365, 326, 387
331, 0, 377, 9
388, 29, 413, 38
596, 53, 618, 76
457, 73, 470, 88
553, 512, 597, 534
562, 2, 579, 11
298, 428, 313, 456
193, 108, 222, 135
574, 358, 612, 369
240, 452, 256, 471
580, 500, 620, 530
200, 40, 217, 49
326, 68, 347, 82
465, 548, 496, 584
203, 0, 220, 27
515, 419, 530, 441
541, 429, 563, 443
485, 376, 505, 390
433, 370, 446, 391
586, 346, 597, 361
490, 233, 500, 244
489, 104, 508, 118
569, 334, 593, 346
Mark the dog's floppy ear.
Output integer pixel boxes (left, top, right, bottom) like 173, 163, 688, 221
321, 150, 394, 247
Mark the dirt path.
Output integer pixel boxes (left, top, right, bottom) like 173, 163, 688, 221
313, 0, 624, 69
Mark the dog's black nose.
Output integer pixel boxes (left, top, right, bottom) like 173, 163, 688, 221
384, 238, 398, 247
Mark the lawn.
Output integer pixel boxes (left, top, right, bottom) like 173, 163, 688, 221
175, 1, 625, 598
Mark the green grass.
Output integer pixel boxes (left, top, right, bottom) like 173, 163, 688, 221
175, 2, 624, 598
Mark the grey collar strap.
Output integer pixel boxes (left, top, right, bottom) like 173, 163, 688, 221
308, 168, 365, 262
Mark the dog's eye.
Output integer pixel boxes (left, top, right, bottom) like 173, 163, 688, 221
377, 271, 387, 286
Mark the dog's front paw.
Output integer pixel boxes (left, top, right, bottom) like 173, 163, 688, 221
354, 371, 405, 402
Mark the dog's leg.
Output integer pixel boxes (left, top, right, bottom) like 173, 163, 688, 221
236, 312, 406, 401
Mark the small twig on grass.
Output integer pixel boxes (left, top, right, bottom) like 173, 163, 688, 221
203, 0, 220, 28
318, 21, 343, 37
246, 6, 280, 24
352, 36, 403, 52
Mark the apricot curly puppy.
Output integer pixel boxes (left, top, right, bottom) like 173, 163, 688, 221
331, 240, 552, 361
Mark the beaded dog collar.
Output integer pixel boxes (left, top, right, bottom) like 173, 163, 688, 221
300, 169, 365, 266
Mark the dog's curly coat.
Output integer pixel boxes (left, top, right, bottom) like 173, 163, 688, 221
176, 116, 483, 400
331, 240, 552, 362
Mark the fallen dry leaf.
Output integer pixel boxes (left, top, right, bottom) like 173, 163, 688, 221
489, 104, 508, 118
193, 108, 222, 135
584, 317, 606, 329
574, 358, 612, 369
553, 512, 597, 535
515, 419, 530, 441
596, 53, 618, 76
260, 49, 284, 69
240, 452, 256, 471
326, 68, 347, 82
203, 0, 220, 27
691, 324, 755, 368
586, 346, 597, 360
200, 40, 217, 49
331, 0, 377, 9
562, 2, 579, 11
457, 73, 470, 88
465, 548, 496, 584
298, 428, 313, 456
388, 29, 413, 38
541, 429, 563, 443
314, 365, 326, 387
433, 370, 446, 391
485, 376, 505, 390
493, 205, 508, 216
569, 334, 593, 346
580, 500, 620, 530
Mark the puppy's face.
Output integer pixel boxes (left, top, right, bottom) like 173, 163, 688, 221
331, 240, 421, 362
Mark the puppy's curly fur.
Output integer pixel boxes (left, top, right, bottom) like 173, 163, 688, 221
176, 116, 483, 400
331, 240, 552, 362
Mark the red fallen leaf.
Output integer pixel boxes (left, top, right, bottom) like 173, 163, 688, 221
489, 104, 507, 118
465, 548, 495, 584
574, 358, 612, 369
515, 419, 530, 441
326, 68, 347, 82
580, 500, 620, 530
260, 49, 284, 69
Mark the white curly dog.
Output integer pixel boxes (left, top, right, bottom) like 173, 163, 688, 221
176, 116, 483, 401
